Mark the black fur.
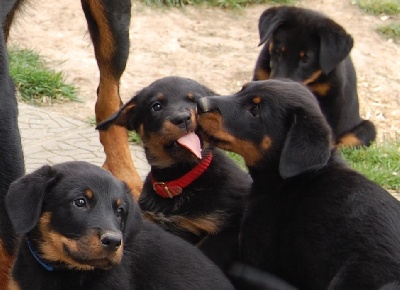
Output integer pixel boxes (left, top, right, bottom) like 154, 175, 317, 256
0, 1, 25, 287
6, 161, 234, 290
253, 6, 376, 147
197, 79, 400, 289
97, 76, 251, 270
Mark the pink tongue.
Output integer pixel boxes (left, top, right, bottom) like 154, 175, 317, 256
177, 132, 202, 159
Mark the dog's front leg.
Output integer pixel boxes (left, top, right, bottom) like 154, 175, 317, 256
81, 0, 142, 199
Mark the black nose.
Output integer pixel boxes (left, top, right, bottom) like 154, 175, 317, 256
101, 233, 122, 252
197, 98, 211, 115
170, 112, 191, 127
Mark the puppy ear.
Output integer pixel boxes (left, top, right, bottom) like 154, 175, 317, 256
279, 112, 332, 179
318, 20, 353, 74
258, 7, 285, 45
123, 185, 143, 239
6, 165, 60, 234
96, 98, 137, 131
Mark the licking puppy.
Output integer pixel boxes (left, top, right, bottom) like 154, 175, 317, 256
197, 79, 400, 289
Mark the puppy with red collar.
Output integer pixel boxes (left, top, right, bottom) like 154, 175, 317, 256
97, 76, 251, 271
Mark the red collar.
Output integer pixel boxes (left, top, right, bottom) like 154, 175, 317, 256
151, 153, 213, 198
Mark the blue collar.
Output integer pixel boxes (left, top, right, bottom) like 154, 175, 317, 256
26, 239, 54, 271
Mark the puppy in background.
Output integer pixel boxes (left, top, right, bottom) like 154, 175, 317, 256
253, 6, 376, 147
97, 76, 251, 270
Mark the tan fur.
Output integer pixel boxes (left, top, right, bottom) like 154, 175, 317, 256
85, 189, 94, 199
310, 82, 331, 96
198, 113, 272, 166
143, 211, 226, 236
254, 68, 270, 80
7, 278, 21, 290
142, 111, 198, 168
83, 0, 142, 200
337, 133, 361, 147
253, 97, 262, 104
303, 70, 322, 85
38, 212, 123, 270
0, 241, 13, 290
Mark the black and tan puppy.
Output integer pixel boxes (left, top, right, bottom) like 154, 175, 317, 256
6, 161, 234, 290
253, 6, 376, 147
197, 79, 400, 289
97, 76, 251, 270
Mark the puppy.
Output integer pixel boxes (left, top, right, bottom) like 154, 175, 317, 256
253, 6, 376, 147
6, 161, 234, 290
197, 79, 400, 289
97, 76, 251, 270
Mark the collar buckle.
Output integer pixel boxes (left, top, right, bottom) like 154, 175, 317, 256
153, 182, 173, 198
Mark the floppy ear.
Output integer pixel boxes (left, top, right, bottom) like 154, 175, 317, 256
6, 165, 61, 234
258, 7, 286, 45
318, 20, 353, 74
96, 98, 137, 131
279, 112, 332, 179
123, 188, 143, 240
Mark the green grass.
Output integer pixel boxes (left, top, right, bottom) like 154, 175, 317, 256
226, 151, 246, 169
376, 22, 400, 42
139, 0, 296, 9
8, 48, 78, 105
356, 0, 400, 15
128, 131, 143, 145
339, 141, 400, 191
88, 116, 143, 145
226, 141, 400, 191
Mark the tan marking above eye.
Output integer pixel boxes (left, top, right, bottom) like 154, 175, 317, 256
186, 92, 194, 100
116, 198, 121, 207
299, 51, 305, 58
156, 93, 164, 101
281, 46, 286, 53
253, 97, 262, 104
85, 189, 94, 199
261, 136, 272, 151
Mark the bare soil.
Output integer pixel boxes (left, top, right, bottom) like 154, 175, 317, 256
8, 0, 400, 143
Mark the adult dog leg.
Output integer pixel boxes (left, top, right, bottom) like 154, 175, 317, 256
0, 0, 25, 287
81, 0, 142, 199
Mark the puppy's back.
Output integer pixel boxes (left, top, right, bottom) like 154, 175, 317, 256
129, 221, 234, 290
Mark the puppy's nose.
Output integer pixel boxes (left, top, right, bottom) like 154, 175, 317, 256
101, 233, 122, 252
197, 98, 211, 115
171, 112, 191, 127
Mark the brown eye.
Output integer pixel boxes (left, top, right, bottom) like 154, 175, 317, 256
74, 198, 87, 208
116, 207, 125, 218
249, 105, 259, 117
151, 102, 162, 112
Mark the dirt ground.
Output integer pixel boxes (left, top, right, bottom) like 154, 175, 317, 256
8, 0, 400, 143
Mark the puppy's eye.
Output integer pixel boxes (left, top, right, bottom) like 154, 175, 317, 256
74, 198, 87, 208
300, 55, 309, 64
116, 207, 125, 218
249, 105, 259, 117
151, 102, 162, 112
